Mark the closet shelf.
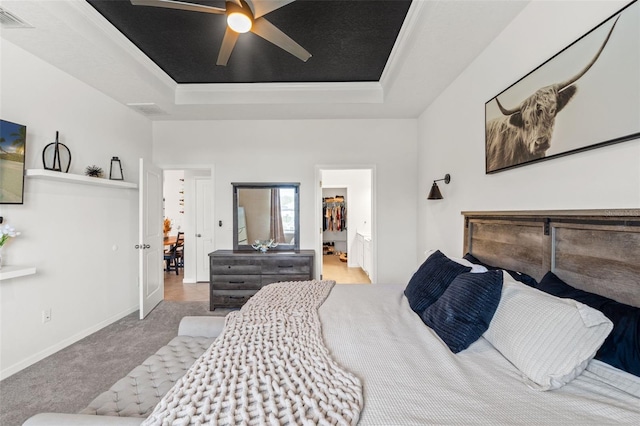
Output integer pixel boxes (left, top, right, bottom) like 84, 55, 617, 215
26, 169, 138, 189
0, 266, 37, 281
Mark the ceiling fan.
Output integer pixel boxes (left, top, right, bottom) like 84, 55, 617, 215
130, 0, 312, 66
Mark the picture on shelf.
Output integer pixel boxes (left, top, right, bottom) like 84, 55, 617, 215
0, 119, 27, 204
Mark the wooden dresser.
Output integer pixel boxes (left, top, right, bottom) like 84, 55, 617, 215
208, 250, 315, 310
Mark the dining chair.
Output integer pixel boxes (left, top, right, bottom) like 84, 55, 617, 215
175, 232, 184, 272
164, 231, 184, 275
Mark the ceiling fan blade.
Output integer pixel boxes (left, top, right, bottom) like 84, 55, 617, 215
130, 0, 225, 15
251, 17, 311, 62
217, 27, 240, 66
246, 0, 296, 19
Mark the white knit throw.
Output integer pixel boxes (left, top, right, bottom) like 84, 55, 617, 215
142, 280, 363, 426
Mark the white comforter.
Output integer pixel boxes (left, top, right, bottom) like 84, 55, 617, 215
319, 284, 640, 425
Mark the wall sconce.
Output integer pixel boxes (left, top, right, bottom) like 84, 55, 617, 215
427, 174, 451, 200
109, 157, 124, 180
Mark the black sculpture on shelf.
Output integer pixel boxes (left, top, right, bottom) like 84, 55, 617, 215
109, 156, 123, 180
42, 131, 71, 172
85, 165, 104, 178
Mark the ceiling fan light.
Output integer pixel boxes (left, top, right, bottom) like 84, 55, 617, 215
227, 12, 252, 33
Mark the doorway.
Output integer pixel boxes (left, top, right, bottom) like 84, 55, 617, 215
317, 167, 374, 284
162, 167, 213, 301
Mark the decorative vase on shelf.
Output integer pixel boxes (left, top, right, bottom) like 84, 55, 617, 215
42, 130, 71, 172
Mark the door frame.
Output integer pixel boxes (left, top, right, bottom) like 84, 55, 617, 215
315, 165, 376, 283
159, 164, 215, 285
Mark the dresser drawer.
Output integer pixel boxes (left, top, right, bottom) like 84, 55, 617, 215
209, 250, 315, 311
262, 275, 312, 286
210, 292, 255, 309
261, 257, 311, 274
211, 275, 262, 290
210, 259, 261, 275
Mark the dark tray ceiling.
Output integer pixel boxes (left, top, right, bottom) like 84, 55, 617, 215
87, 0, 412, 84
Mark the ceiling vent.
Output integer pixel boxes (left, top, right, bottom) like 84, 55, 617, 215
0, 7, 33, 29
126, 103, 168, 117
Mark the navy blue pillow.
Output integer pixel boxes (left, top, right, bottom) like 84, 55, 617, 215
404, 250, 471, 314
463, 253, 538, 287
421, 270, 503, 353
537, 271, 640, 377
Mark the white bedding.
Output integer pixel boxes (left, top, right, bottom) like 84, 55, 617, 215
319, 284, 640, 425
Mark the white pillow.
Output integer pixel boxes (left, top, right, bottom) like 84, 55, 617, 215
424, 249, 488, 273
483, 271, 613, 390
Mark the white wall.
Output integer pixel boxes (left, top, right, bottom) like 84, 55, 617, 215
0, 40, 152, 379
417, 0, 640, 260
152, 119, 417, 284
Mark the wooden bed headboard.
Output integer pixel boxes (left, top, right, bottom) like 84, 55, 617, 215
462, 209, 640, 308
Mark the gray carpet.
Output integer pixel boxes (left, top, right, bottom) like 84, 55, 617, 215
0, 301, 231, 426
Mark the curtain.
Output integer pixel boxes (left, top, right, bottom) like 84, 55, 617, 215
270, 189, 285, 243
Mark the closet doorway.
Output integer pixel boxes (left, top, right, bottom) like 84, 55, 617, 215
318, 168, 374, 284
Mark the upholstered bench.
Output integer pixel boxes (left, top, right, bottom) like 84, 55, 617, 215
23, 316, 226, 426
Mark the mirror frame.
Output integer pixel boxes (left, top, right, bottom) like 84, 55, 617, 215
232, 182, 300, 252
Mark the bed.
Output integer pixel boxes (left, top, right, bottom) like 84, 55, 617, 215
317, 209, 640, 424
25, 209, 640, 425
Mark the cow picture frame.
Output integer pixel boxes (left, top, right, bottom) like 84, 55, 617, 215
485, 0, 639, 174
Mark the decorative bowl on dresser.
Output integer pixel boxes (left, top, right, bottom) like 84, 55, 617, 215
209, 250, 315, 310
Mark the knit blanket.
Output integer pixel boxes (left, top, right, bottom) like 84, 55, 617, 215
142, 280, 363, 425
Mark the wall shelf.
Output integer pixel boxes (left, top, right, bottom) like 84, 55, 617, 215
26, 169, 138, 189
0, 266, 37, 281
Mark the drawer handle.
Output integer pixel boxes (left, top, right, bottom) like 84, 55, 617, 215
229, 296, 245, 299
229, 280, 245, 284
278, 265, 294, 268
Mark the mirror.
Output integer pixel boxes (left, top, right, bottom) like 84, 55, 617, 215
233, 182, 300, 251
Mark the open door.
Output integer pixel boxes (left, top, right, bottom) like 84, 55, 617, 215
139, 158, 163, 319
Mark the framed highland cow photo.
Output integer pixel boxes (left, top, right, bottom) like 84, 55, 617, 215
485, 0, 639, 174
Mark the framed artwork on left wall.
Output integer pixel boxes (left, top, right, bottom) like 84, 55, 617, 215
0, 119, 27, 204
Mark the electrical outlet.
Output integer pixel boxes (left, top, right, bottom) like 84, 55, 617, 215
42, 309, 52, 323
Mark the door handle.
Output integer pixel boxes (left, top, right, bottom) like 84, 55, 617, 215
196, 234, 202, 237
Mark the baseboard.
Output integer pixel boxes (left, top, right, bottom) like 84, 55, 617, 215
0, 304, 138, 380
182, 278, 197, 284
